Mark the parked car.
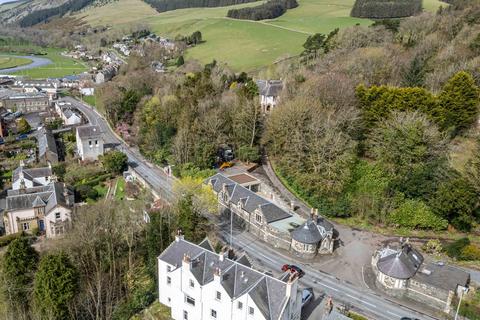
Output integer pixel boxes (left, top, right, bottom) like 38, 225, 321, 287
301, 288, 314, 308
281, 264, 305, 277
16, 133, 28, 141
0, 137, 4, 145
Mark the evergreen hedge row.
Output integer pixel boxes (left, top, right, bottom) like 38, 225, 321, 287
143, 0, 259, 12
227, 0, 298, 20
350, 0, 422, 19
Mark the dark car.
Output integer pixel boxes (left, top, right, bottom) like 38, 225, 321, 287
16, 133, 28, 141
301, 288, 314, 308
281, 264, 305, 277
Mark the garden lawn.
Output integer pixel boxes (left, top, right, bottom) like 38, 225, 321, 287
0, 56, 32, 69
115, 178, 126, 201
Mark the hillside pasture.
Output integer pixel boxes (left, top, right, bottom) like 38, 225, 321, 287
75, 0, 444, 71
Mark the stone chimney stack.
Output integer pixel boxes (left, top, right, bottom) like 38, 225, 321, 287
310, 208, 314, 220
175, 229, 184, 242
285, 272, 298, 298
214, 267, 222, 281
182, 253, 191, 269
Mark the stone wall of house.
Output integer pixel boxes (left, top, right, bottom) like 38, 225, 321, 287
291, 239, 317, 259
406, 280, 451, 312
220, 203, 291, 251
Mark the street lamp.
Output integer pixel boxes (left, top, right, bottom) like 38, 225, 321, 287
454, 287, 468, 320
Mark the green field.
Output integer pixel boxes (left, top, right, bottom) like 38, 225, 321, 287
13, 48, 87, 78
2, 47, 88, 79
76, 0, 446, 71
0, 56, 32, 69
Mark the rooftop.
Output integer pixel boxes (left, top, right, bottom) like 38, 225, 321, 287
77, 125, 101, 139
159, 237, 296, 320
207, 173, 292, 223
227, 173, 260, 185
376, 244, 424, 279
6, 182, 73, 213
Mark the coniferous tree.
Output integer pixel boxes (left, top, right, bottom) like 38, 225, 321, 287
436, 71, 479, 133
33, 253, 79, 320
1, 237, 39, 315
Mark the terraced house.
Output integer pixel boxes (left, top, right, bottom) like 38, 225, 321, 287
206, 173, 334, 258
158, 235, 302, 320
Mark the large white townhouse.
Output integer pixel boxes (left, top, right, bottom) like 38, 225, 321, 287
158, 235, 302, 320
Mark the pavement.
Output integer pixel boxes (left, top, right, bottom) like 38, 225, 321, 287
67, 96, 444, 320
62, 96, 175, 200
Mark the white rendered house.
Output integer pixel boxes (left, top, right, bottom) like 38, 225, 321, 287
12, 163, 53, 190
158, 236, 302, 320
76, 125, 104, 161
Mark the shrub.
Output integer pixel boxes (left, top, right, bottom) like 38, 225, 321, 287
76, 184, 100, 201
445, 238, 470, 259
0, 232, 23, 248
388, 199, 448, 230
422, 239, 443, 255
460, 244, 480, 261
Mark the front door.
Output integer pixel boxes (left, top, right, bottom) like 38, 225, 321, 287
38, 220, 45, 231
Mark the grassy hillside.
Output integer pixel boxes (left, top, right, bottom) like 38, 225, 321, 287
74, 0, 446, 71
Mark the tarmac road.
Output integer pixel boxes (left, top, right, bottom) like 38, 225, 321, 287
68, 96, 443, 320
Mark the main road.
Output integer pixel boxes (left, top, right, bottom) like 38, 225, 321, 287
67, 96, 440, 320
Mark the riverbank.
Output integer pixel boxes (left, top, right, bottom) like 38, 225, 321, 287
0, 47, 87, 78
0, 56, 32, 70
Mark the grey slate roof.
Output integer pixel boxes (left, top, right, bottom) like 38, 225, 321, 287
413, 263, 470, 292
77, 125, 102, 139
6, 182, 73, 213
291, 219, 323, 244
12, 166, 52, 185
256, 79, 283, 97
207, 173, 292, 224
377, 244, 424, 279
159, 238, 292, 320
37, 128, 58, 159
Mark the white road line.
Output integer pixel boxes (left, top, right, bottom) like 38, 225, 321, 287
315, 282, 339, 292
387, 310, 401, 317
346, 294, 377, 308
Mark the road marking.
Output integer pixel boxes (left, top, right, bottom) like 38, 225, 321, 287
345, 294, 377, 308
387, 310, 401, 317
315, 282, 339, 292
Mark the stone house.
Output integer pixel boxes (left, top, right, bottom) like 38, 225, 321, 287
55, 101, 82, 125
76, 125, 104, 161
37, 128, 59, 164
158, 235, 302, 320
0, 89, 49, 113
3, 182, 74, 238
371, 243, 470, 313
12, 163, 53, 190
255, 80, 283, 113
206, 173, 334, 258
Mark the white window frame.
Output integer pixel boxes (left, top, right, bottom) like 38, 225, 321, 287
185, 295, 195, 306
216, 291, 221, 301
189, 279, 195, 288
249, 307, 254, 316
211, 309, 217, 319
